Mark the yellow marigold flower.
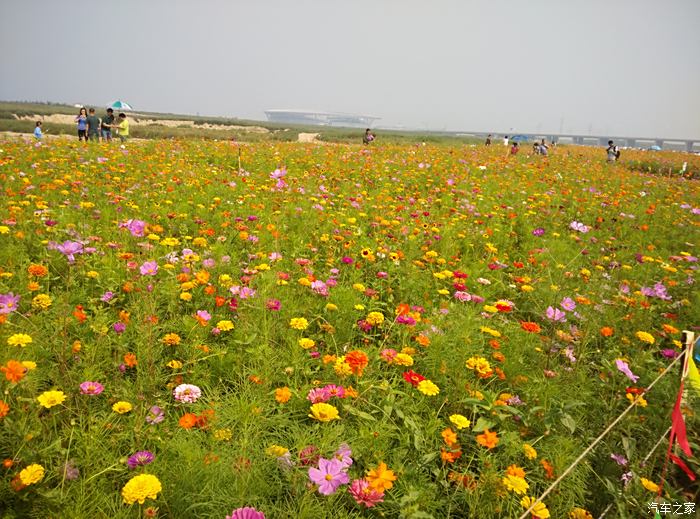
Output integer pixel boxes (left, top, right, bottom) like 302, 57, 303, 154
218, 274, 233, 287
112, 401, 133, 414
635, 331, 655, 344
465, 356, 492, 376
523, 443, 538, 460
166, 360, 182, 369
7, 333, 33, 347
216, 320, 234, 331
354, 304, 365, 310
417, 379, 440, 396
265, 445, 289, 457
308, 402, 340, 422
21, 360, 37, 370
640, 477, 659, 492
352, 283, 366, 292
480, 326, 501, 337
393, 353, 414, 366
449, 414, 470, 430
19, 463, 45, 485
520, 496, 550, 519
333, 356, 352, 377
521, 285, 535, 292
37, 390, 66, 409
325, 303, 338, 312
289, 317, 309, 330
626, 393, 648, 407
569, 508, 593, 519
483, 305, 498, 313
160, 237, 180, 247
192, 237, 207, 247
366, 311, 384, 326
298, 338, 315, 349
502, 475, 529, 495
162, 333, 181, 346
121, 474, 162, 505
179, 292, 192, 301
31, 294, 52, 310
86, 270, 99, 278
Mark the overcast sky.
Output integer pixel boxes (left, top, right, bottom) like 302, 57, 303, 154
1, 0, 699, 137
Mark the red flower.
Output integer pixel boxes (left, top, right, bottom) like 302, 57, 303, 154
402, 370, 426, 387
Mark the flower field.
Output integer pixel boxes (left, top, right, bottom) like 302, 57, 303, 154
0, 137, 698, 518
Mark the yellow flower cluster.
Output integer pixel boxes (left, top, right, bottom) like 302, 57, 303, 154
289, 317, 309, 330
635, 331, 655, 344
365, 311, 384, 326
7, 333, 33, 347
19, 463, 45, 485
465, 356, 492, 376
37, 390, 66, 409
121, 474, 162, 504
31, 294, 52, 310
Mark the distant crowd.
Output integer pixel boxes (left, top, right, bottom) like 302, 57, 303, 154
484, 133, 620, 162
34, 107, 130, 143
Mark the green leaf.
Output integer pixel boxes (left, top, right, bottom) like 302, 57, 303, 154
560, 414, 576, 434
342, 404, 377, 422
471, 417, 496, 433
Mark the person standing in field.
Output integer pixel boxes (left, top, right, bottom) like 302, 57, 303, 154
86, 108, 101, 142
539, 139, 549, 156
363, 128, 375, 144
510, 141, 519, 155
606, 140, 620, 162
503, 135, 509, 147
101, 108, 115, 142
485, 134, 492, 146
75, 107, 88, 142
33, 121, 44, 140
111, 112, 130, 142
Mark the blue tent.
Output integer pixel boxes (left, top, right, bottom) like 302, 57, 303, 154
510, 134, 529, 143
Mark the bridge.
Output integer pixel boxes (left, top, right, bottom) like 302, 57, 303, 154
451, 131, 698, 152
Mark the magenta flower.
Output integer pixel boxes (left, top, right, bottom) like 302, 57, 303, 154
196, 310, 211, 322
173, 384, 202, 403
0, 292, 20, 314
560, 297, 576, 312
265, 299, 281, 311
615, 359, 639, 383
348, 478, 385, 508
308, 457, 349, 495
225, 507, 265, 519
113, 322, 126, 334
139, 261, 158, 276
55, 240, 84, 263
79, 381, 104, 395
569, 221, 590, 233
127, 450, 155, 469
454, 291, 471, 302
323, 384, 345, 399
532, 227, 545, 236
610, 453, 628, 466
545, 306, 567, 322
146, 405, 165, 425
307, 388, 330, 403
120, 219, 146, 237
333, 443, 353, 469
100, 291, 115, 303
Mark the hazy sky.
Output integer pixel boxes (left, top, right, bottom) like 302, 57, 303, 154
2, 0, 699, 138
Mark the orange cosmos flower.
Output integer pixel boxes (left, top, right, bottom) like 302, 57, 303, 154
541, 459, 555, 479
0, 400, 9, 419
441, 428, 458, 448
123, 352, 138, 368
441, 449, 462, 463
275, 387, 292, 404
366, 462, 397, 491
1, 360, 27, 383
476, 429, 499, 449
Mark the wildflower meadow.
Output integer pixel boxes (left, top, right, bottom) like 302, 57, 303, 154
0, 137, 698, 518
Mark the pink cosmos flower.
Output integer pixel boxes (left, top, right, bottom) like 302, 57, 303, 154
545, 306, 567, 322
308, 457, 349, 495
120, 219, 146, 237
139, 261, 158, 276
560, 297, 576, 312
348, 478, 385, 508
225, 507, 265, 519
615, 359, 639, 383
0, 292, 20, 314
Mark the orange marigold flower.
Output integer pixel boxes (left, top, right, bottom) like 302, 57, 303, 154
27, 264, 49, 277
1, 360, 27, 383
541, 459, 555, 479
124, 352, 138, 368
73, 305, 87, 323
441, 428, 458, 448
178, 413, 198, 429
0, 400, 9, 419
506, 464, 526, 478
520, 321, 541, 333
476, 429, 499, 449
396, 303, 410, 316
345, 350, 369, 376
415, 334, 431, 347
440, 449, 462, 463
600, 326, 614, 337
275, 387, 292, 404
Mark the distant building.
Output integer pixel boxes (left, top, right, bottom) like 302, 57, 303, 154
264, 109, 380, 128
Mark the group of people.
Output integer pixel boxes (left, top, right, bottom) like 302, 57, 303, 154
33, 107, 129, 143
485, 133, 620, 161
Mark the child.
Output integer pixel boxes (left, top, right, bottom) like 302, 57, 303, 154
111, 113, 130, 142
33, 121, 43, 140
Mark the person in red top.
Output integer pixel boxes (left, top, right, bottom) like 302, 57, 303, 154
510, 142, 519, 155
